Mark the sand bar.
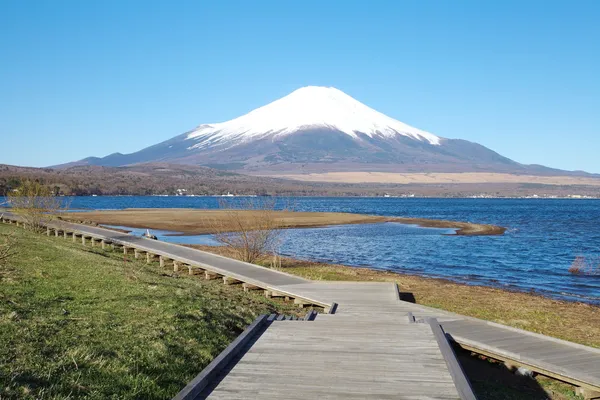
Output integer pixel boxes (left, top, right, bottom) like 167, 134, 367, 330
61, 208, 505, 236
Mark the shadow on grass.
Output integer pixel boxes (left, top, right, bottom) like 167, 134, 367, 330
4, 372, 50, 394
454, 345, 577, 400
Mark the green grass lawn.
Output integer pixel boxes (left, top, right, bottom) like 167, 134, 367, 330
0, 224, 298, 399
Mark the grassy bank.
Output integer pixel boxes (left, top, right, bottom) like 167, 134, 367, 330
0, 224, 298, 399
61, 208, 506, 236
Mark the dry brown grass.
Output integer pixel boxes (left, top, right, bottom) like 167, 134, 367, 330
63, 209, 386, 233
61, 208, 505, 235
190, 244, 600, 349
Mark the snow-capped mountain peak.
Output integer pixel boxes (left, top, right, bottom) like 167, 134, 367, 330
64, 86, 547, 175
185, 86, 440, 150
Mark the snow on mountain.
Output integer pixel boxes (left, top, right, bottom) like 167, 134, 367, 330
185, 86, 441, 151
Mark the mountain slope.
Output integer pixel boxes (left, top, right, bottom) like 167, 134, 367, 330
60, 86, 585, 176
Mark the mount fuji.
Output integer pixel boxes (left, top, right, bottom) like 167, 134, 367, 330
65, 86, 573, 175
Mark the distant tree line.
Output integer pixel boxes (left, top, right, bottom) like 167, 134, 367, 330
2, 163, 600, 198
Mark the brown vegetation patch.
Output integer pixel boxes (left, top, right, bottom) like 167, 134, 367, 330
61, 208, 505, 236
390, 217, 506, 235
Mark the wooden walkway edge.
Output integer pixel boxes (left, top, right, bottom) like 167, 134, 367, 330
426, 318, 476, 400
173, 315, 270, 400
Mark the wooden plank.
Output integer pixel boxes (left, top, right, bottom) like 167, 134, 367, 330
200, 317, 460, 399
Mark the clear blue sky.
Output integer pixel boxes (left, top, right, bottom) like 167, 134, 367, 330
1, 0, 599, 172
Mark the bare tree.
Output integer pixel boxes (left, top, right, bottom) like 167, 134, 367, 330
210, 198, 285, 264
0, 234, 16, 268
7, 180, 65, 232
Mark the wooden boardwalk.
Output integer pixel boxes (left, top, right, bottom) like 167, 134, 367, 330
204, 317, 465, 399
176, 283, 472, 399
2, 214, 600, 399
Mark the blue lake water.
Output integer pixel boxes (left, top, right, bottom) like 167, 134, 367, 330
3, 196, 600, 304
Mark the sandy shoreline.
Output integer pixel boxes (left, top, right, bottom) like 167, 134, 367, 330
61, 208, 506, 236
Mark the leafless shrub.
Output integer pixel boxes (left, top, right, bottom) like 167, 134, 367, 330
7, 180, 68, 232
210, 198, 286, 265
268, 244, 283, 271
0, 234, 17, 268
569, 256, 600, 276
